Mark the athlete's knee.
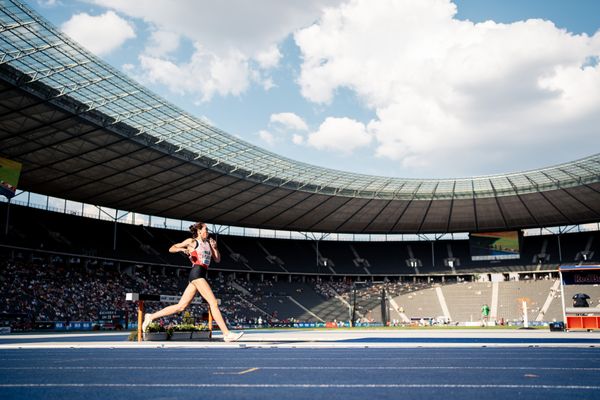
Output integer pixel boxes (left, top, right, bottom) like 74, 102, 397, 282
206, 298, 218, 309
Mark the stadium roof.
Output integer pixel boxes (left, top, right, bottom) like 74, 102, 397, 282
0, 0, 599, 234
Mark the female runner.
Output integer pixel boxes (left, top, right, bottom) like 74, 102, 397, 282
142, 221, 243, 342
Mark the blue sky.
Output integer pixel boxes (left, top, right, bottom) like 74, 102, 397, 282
30, 0, 600, 179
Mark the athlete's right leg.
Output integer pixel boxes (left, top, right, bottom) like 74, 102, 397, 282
192, 278, 244, 342
143, 283, 197, 331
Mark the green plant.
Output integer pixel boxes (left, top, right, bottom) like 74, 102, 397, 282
172, 323, 207, 332
145, 322, 166, 333
182, 311, 194, 325
127, 331, 138, 341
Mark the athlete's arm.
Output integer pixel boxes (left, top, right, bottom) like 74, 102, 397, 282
169, 238, 193, 254
209, 237, 221, 262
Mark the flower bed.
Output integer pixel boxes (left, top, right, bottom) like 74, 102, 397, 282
140, 323, 211, 341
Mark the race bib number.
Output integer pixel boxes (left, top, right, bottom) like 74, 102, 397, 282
201, 250, 211, 265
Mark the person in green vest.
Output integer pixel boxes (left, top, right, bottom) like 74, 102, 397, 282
481, 304, 490, 326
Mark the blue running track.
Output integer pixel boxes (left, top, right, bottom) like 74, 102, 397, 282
1, 347, 600, 400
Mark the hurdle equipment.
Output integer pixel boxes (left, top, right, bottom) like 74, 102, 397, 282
126, 292, 215, 342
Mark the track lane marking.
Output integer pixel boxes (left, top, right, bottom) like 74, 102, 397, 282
0, 383, 599, 390
2, 366, 600, 371
213, 367, 260, 375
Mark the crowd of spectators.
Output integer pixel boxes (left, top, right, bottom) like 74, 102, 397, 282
0, 258, 140, 327
2, 255, 498, 331
0, 256, 313, 330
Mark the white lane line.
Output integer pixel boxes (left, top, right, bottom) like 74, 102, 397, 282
213, 367, 260, 375
4, 355, 597, 361
0, 383, 599, 390
2, 366, 599, 371
238, 367, 259, 374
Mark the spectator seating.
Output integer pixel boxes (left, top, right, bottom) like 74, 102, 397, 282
2, 202, 598, 276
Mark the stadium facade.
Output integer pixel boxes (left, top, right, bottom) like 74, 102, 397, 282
2, 1, 600, 333
0, 0, 599, 236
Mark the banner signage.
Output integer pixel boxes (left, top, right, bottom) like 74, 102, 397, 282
0, 157, 22, 199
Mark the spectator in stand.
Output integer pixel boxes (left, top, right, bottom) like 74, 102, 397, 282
573, 293, 590, 308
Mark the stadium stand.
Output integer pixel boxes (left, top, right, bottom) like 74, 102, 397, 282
440, 281, 494, 323
6, 203, 597, 277
3, 241, 599, 331
496, 278, 560, 323
1, 0, 599, 342
2, 189, 600, 331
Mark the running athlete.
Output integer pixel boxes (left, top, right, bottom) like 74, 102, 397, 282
141, 221, 243, 342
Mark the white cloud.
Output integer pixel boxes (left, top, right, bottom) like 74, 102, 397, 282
199, 115, 215, 126
90, 0, 343, 57
267, 113, 309, 147
295, 0, 600, 176
308, 117, 371, 154
258, 129, 275, 146
292, 134, 305, 145
37, 0, 58, 6
138, 46, 250, 100
88, 0, 344, 101
270, 112, 309, 132
261, 77, 275, 91
144, 30, 180, 57
61, 11, 135, 56
255, 45, 282, 69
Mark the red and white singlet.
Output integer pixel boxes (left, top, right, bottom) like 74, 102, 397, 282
188, 239, 212, 268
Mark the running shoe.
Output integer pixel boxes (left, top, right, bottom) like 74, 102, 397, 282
142, 314, 152, 332
223, 331, 244, 342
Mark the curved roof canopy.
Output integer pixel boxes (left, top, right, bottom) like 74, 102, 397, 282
0, 0, 599, 233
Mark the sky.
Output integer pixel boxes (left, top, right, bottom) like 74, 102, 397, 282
30, 0, 600, 180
